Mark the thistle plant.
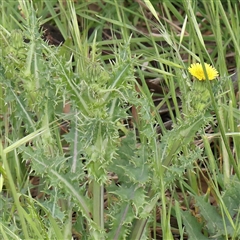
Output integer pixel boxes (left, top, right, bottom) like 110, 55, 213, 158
187, 62, 219, 113
1, 0, 240, 240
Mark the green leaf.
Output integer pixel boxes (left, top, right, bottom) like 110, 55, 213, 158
143, 0, 160, 23
109, 131, 150, 184
222, 104, 240, 120
161, 113, 212, 167
222, 178, 240, 217
181, 210, 209, 240
194, 196, 224, 235
107, 201, 135, 240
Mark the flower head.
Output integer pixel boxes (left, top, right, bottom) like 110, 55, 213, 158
188, 63, 218, 80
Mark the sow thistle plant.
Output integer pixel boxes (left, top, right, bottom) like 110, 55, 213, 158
0, 26, 209, 239
2, 0, 240, 239
187, 62, 219, 113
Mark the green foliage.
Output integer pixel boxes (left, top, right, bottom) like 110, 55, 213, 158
0, 0, 240, 239
182, 179, 240, 239
181, 210, 209, 240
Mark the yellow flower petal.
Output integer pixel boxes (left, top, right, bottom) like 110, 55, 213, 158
188, 63, 218, 80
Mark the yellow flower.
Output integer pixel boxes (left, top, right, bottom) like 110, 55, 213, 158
188, 63, 218, 80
